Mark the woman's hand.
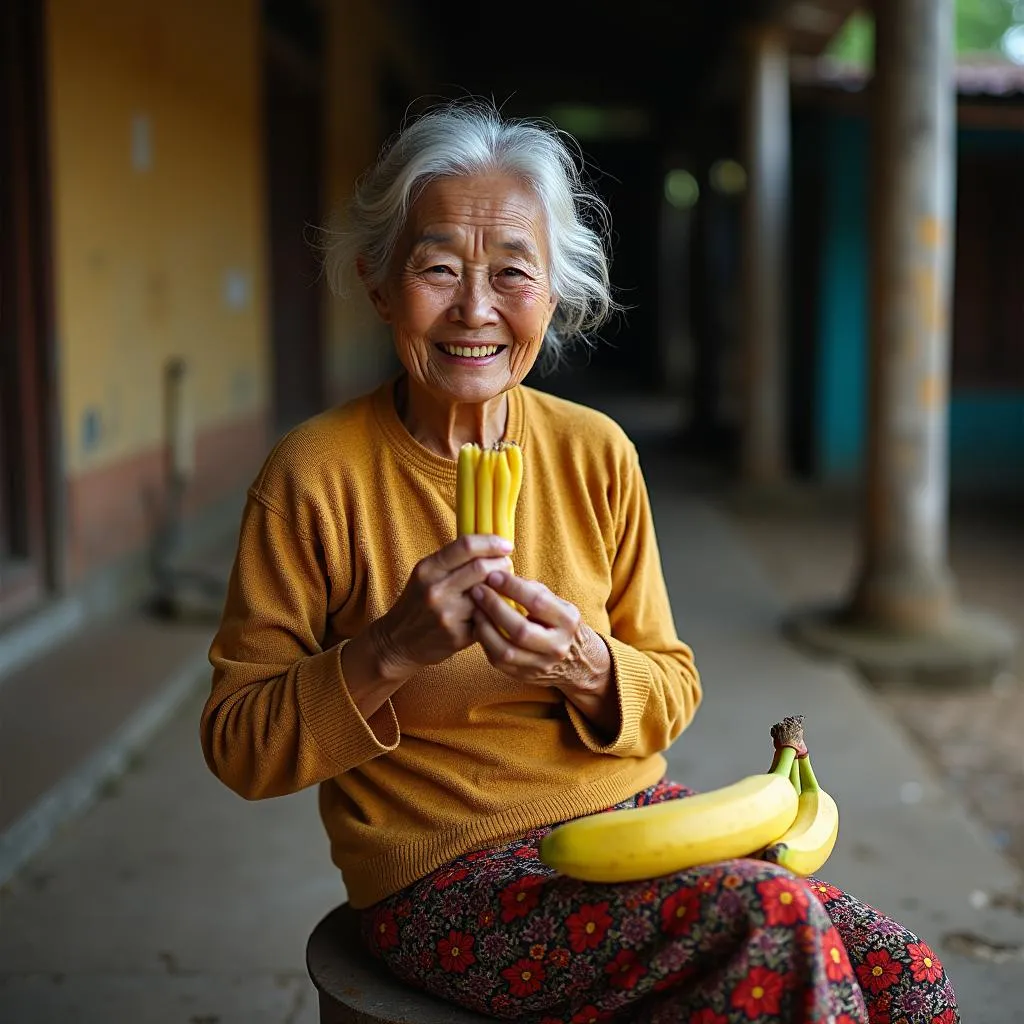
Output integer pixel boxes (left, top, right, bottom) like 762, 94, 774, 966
469, 571, 608, 683
372, 534, 515, 678
470, 571, 619, 737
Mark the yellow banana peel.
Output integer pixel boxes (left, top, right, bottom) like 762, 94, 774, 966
762, 752, 839, 877
538, 744, 802, 883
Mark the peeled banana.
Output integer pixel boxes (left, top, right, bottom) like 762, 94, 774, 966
457, 441, 521, 544
456, 444, 481, 536
538, 722, 805, 883
457, 442, 524, 614
761, 752, 839, 877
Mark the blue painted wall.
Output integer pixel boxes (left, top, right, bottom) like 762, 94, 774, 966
811, 116, 1024, 492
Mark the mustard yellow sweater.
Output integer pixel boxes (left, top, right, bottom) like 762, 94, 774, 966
201, 378, 701, 908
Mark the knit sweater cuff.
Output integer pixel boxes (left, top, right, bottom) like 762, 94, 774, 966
566, 633, 652, 756
296, 644, 400, 769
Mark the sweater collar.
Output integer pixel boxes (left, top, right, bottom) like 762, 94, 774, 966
371, 375, 525, 482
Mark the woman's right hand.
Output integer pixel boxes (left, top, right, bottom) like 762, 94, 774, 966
371, 534, 515, 677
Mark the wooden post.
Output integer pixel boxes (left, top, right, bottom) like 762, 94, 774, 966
851, 0, 957, 630
741, 24, 790, 486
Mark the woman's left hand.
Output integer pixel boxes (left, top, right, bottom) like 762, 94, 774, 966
470, 570, 595, 689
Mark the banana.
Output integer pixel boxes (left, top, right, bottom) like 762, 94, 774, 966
475, 448, 495, 534
456, 442, 523, 543
505, 442, 523, 544
539, 737, 802, 883
761, 752, 839, 877
493, 447, 513, 541
456, 443, 525, 618
456, 444, 480, 537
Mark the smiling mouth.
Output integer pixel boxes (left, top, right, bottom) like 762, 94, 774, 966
436, 343, 506, 358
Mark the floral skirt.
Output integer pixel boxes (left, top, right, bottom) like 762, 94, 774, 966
360, 780, 959, 1024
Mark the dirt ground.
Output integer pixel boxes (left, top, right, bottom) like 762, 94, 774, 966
721, 491, 1024, 874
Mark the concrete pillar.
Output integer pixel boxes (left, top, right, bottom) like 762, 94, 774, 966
740, 24, 790, 486
851, 0, 956, 630
788, 0, 1015, 684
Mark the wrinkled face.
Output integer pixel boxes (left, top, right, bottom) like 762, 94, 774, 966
367, 174, 558, 405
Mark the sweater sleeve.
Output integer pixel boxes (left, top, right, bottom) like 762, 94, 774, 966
200, 493, 398, 800
566, 446, 702, 757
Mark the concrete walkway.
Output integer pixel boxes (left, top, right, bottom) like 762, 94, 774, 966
1, 459, 1022, 1024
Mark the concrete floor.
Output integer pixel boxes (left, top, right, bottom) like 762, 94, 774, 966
727, 489, 1024, 872
1, 452, 1022, 1024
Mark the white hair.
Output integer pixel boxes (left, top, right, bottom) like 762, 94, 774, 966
324, 100, 617, 370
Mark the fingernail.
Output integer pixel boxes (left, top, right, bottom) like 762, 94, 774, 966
497, 537, 513, 552
488, 572, 505, 586
471, 585, 484, 601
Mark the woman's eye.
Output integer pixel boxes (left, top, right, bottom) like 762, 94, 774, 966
425, 265, 455, 276
498, 267, 528, 279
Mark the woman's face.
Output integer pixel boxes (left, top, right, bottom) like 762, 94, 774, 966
366, 174, 557, 406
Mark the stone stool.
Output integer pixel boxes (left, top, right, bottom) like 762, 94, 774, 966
306, 903, 492, 1023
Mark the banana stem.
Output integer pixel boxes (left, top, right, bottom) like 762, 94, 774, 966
789, 757, 802, 795
771, 744, 797, 778
798, 753, 821, 793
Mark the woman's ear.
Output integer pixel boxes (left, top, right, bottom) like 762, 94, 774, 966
544, 291, 558, 331
356, 257, 391, 323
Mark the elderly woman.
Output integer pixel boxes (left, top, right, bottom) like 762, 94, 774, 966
201, 103, 958, 1024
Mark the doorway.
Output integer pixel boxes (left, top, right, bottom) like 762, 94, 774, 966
0, 0, 56, 619
263, 0, 325, 434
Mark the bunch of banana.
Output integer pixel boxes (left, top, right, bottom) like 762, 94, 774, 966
457, 442, 524, 614
456, 441, 523, 543
760, 746, 840, 878
537, 717, 807, 883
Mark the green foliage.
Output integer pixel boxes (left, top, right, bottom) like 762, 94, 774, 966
958, 0, 1019, 53
827, 11, 874, 66
825, 0, 1021, 68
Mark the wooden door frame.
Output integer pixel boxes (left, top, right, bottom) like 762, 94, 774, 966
1, 0, 64, 620
262, 4, 326, 434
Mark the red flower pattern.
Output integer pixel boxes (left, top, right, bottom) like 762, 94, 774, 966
372, 908, 399, 950
502, 956, 546, 997
696, 869, 724, 894
660, 885, 702, 936
823, 925, 853, 982
757, 876, 810, 926
571, 1006, 612, 1023
604, 948, 647, 990
654, 966, 694, 992
357, 779, 956, 1024
433, 865, 469, 890
566, 901, 612, 951
857, 948, 903, 994
689, 1011, 728, 1024
809, 880, 844, 902
907, 941, 944, 984
436, 930, 476, 973
731, 966, 785, 1019
546, 946, 570, 968
499, 875, 545, 922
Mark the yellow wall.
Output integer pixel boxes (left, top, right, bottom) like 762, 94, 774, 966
46, 0, 268, 477
320, 0, 430, 404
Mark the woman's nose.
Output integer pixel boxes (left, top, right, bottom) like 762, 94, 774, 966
448, 272, 499, 327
